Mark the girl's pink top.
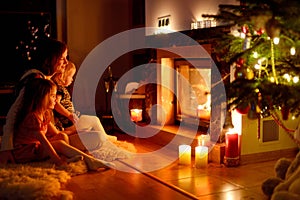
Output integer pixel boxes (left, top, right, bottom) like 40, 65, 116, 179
14, 112, 49, 146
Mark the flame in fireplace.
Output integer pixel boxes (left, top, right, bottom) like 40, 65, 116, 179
197, 93, 211, 120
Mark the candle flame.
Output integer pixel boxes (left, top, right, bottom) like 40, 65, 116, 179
197, 135, 206, 146
226, 128, 236, 134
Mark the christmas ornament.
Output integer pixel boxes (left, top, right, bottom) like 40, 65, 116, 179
247, 103, 258, 119
256, 28, 264, 36
236, 57, 245, 66
243, 33, 251, 50
281, 106, 290, 120
234, 66, 254, 80
235, 102, 250, 115
242, 25, 249, 34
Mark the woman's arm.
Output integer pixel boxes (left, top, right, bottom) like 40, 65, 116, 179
54, 95, 79, 123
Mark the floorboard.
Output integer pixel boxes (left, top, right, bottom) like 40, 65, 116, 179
65, 131, 294, 200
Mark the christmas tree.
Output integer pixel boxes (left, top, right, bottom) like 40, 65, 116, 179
15, 13, 52, 71
205, 0, 300, 121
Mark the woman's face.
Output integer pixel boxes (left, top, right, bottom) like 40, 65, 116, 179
54, 49, 68, 74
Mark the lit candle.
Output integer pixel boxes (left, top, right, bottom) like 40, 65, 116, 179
225, 132, 239, 158
130, 109, 143, 122
197, 105, 202, 118
178, 145, 191, 165
198, 134, 210, 146
195, 146, 208, 168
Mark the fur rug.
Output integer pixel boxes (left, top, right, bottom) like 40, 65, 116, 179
0, 138, 136, 200
90, 137, 136, 161
0, 160, 87, 200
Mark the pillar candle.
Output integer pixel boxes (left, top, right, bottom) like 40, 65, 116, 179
195, 146, 208, 168
225, 132, 239, 158
178, 145, 191, 165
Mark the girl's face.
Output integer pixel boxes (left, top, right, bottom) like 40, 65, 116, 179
64, 68, 76, 87
47, 87, 57, 110
54, 49, 68, 74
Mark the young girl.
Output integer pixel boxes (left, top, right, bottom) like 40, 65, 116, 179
52, 61, 79, 131
52, 62, 112, 151
12, 78, 115, 170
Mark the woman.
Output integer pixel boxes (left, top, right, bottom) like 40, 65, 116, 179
1, 38, 68, 152
13, 78, 114, 170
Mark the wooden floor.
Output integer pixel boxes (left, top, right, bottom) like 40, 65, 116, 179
65, 132, 286, 200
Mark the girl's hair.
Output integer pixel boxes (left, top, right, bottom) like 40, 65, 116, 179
14, 78, 57, 130
32, 38, 67, 76
52, 61, 76, 85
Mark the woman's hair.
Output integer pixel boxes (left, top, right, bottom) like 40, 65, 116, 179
14, 78, 57, 129
32, 38, 67, 76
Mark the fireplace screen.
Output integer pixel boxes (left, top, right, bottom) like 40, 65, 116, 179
175, 59, 211, 126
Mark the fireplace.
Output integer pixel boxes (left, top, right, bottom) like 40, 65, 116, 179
154, 44, 215, 130
144, 28, 228, 141
174, 58, 211, 128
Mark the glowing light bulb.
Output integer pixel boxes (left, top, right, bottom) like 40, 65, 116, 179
273, 37, 280, 45
254, 64, 260, 70
293, 76, 299, 83
253, 51, 258, 58
283, 73, 291, 82
290, 47, 296, 55
240, 32, 246, 39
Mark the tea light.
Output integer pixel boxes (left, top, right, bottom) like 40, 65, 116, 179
178, 145, 191, 165
130, 109, 143, 122
195, 146, 208, 168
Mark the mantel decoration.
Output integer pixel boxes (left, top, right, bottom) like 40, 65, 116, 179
104, 66, 118, 114
204, 0, 300, 143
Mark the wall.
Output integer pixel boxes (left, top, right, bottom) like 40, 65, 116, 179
66, 0, 131, 66
145, 0, 238, 35
57, 0, 135, 114
240, 114, 298, 155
